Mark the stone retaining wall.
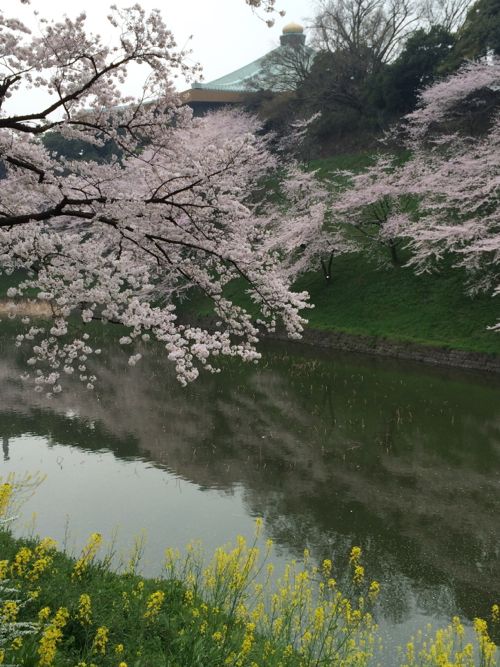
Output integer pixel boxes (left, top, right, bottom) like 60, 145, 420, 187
271, 328, 500, 374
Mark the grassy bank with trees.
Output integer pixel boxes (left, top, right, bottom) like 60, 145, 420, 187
182, 147, 500, 359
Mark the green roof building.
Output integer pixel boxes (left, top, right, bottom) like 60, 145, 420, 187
181, 22, 311, 113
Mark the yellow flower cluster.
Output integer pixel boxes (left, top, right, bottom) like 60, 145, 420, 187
368, 580, 380, 602
11, 546, 32, 577
8, 537, 56, 582
165, 527, 378, 666
3, 513, 499, 667
92, 625, 109, 655
1, 600, 18, 622
38, 607, 69, 667
400, 615, 498, 667
29, 538, 57, 581
38, 606, 51, 622
0, 483, 12, 518
492, 604, 500, 624
72, 533, 103, 580
144, 590, 165, 621
11, 637, 22, 651
77, 593, 92, 625
473, 617, 497, 666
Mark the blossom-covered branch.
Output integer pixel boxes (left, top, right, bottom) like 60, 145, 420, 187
0, 5, 325, 393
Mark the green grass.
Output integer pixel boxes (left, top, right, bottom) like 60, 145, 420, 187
298, 254, 500, 355
308, 152, 377, 178
180, 252, 500, 357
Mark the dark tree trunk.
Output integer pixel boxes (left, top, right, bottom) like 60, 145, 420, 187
320, 251, 334, 283
388, 240, 400, 266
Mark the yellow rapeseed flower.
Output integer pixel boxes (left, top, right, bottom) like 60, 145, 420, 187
38, 606, 51, 622
452, 615, 464, 638
1, 600, 18, 622
77, 593, 92, 625
144, 590, 165, 621
0, 560, 9, 579
368, 580, 380, 601
302, 630, 313, 646
353, 564, 365, 585
35, 537, 57, 556
314, 605, 325, 631
11, 637, 22, 650
28, 554, 53, 581
37, 607, 69, 667
350, 546, 362, 564
0, 483, 12, 518
474, 617, 488, 636
11, 546, 32, 577
121, 591, 130, 611
72, 533, 102, 580
492, 604, 500, 623
92, 626, 109, 655
322, 559, 332, 577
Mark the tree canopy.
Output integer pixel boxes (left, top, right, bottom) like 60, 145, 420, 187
0, 3, 326, 393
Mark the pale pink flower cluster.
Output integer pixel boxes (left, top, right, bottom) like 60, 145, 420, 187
327, 57, 500, 325
0, 5, 323, 393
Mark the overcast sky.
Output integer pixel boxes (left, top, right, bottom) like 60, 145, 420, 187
4, 0, 316, 112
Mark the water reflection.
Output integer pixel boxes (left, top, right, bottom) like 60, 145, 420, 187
0, 336, 499, 641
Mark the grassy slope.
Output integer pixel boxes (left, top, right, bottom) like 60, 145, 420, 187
301, 153, 500, 355
297, 254, 500, 355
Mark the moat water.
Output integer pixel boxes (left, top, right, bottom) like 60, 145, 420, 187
1, 334, 499, 660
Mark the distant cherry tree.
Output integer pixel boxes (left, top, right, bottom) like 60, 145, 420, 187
0, 3, 326, 393
398, 59, 500, 299
332, 57, 500, 321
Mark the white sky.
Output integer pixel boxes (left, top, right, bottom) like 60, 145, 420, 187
3, 0, 316, 114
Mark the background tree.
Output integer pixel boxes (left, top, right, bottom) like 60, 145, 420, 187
247, 41, 315, 93
373, 25, 456, 115
420, 0, 472, 31
313, 0, 420, 73
330, 58, 500, 322
446, 0, 500, 64
254, 0, 476, 153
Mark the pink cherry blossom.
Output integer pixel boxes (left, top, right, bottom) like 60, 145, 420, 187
0, 4, 322, 392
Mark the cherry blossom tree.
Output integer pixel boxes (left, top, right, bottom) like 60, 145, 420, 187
0, 3, 325, 394
262, 164, 355, 282
397, 58, 500, 301
328, 156, 410, 266
331, 57, 500, 321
